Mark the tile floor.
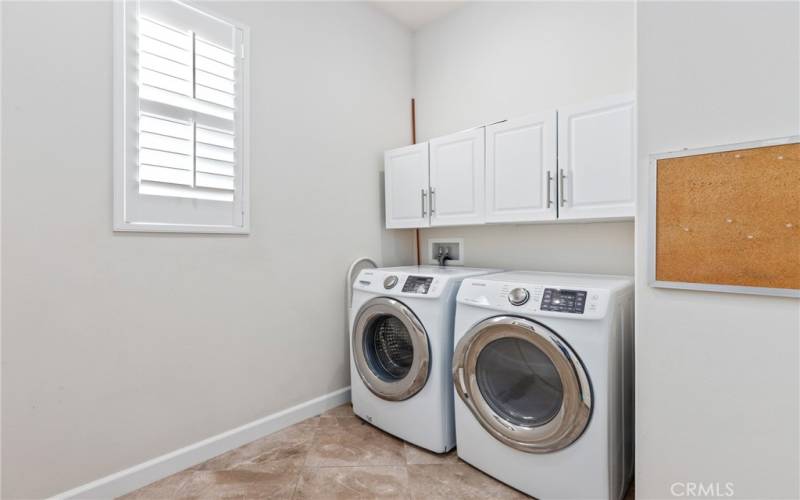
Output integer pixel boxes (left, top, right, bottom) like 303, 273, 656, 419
121, 404, 635, 499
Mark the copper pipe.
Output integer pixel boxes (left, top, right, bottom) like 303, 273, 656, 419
411, 98, 421, 266
411, 98, 417, 145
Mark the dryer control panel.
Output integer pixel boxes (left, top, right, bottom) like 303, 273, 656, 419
457, 280, 612, 320
541, 288, 587, 314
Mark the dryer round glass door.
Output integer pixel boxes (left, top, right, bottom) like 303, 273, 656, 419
352, 297, 430, 401
476, 338, 564, 427
453, 316, 592, 453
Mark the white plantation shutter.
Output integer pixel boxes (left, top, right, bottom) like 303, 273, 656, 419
114, 0, 249, 233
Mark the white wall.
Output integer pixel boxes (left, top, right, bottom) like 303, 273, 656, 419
636, 2, 800, 499
0, 2, 414, 497
413, 1, 636, 274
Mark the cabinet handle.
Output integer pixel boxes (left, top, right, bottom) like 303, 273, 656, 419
421, 189, 427, 217
546, 170, 553, 207
430, 187, 436, 214
559, 170, 567, 207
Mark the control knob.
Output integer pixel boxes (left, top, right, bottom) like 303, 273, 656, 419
383, 275, 399, 289
508, 287, 530, 306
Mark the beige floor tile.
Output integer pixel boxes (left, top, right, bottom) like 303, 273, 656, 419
122, 407, 629, 500
293, 466, 408, 499
176, 468, 300, 499
321, 404, 355, 418
280, 417, 322, 440
233, 439, 314, 473
117, 471, 194, 500
305, 417, 405, 467
317, 414, 364, 430
194, 418, 320, 472
406, 463, 529, 500
403, 442, 459, 465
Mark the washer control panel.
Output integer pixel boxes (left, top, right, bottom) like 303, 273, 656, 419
353, 270, 450, 298
540, 288, 587, 314
402, 276, 434, 294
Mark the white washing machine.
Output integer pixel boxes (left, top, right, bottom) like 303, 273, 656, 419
452, 271, 634, 500
350, 265, 499, 453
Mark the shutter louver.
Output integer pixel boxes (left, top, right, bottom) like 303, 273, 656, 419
137, 13, 238, 203
196, 125, 235, 193
139, 17, 193, 101
195, 38, 236, 109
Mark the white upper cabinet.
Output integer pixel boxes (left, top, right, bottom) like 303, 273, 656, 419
428, 128, 485, 226
557, 94, 636, 221
485, 111, 557, 223
383, 93, 635, 229
384, 143, 430, 229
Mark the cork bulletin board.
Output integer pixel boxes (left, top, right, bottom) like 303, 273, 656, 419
649, 137, 800, 298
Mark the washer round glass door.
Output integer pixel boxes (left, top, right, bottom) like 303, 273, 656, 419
452, 316, 592, 453
353, 297, 430, 401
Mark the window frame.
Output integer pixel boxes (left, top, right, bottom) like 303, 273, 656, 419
113, 0, 251, 234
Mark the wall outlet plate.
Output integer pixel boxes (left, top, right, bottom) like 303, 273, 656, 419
427, 238, 464, 266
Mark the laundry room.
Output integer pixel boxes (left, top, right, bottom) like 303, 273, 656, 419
1, 1, 798, 500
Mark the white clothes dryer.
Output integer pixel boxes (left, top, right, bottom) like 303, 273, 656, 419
453, 271, 634, 499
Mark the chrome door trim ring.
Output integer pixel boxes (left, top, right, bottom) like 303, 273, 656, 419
353, 297, 430, 401
453, 315, 592, 453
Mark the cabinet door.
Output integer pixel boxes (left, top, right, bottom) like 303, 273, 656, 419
429, 128, 485, 226
485, 112, 557, 223
557, 94, 635, 220
384, 143, 429, 229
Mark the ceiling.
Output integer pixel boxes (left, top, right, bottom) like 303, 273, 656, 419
371, 1, 466, 30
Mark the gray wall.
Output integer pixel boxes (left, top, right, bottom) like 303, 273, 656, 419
636, 2, 800, 498
0, 2, 414, 497
413, 1, 636, 274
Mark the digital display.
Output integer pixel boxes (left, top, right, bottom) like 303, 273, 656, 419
541, 288, 587, 313
402, 276, 434, 294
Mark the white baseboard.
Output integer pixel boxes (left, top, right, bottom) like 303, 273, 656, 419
51, 387, 351, 500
